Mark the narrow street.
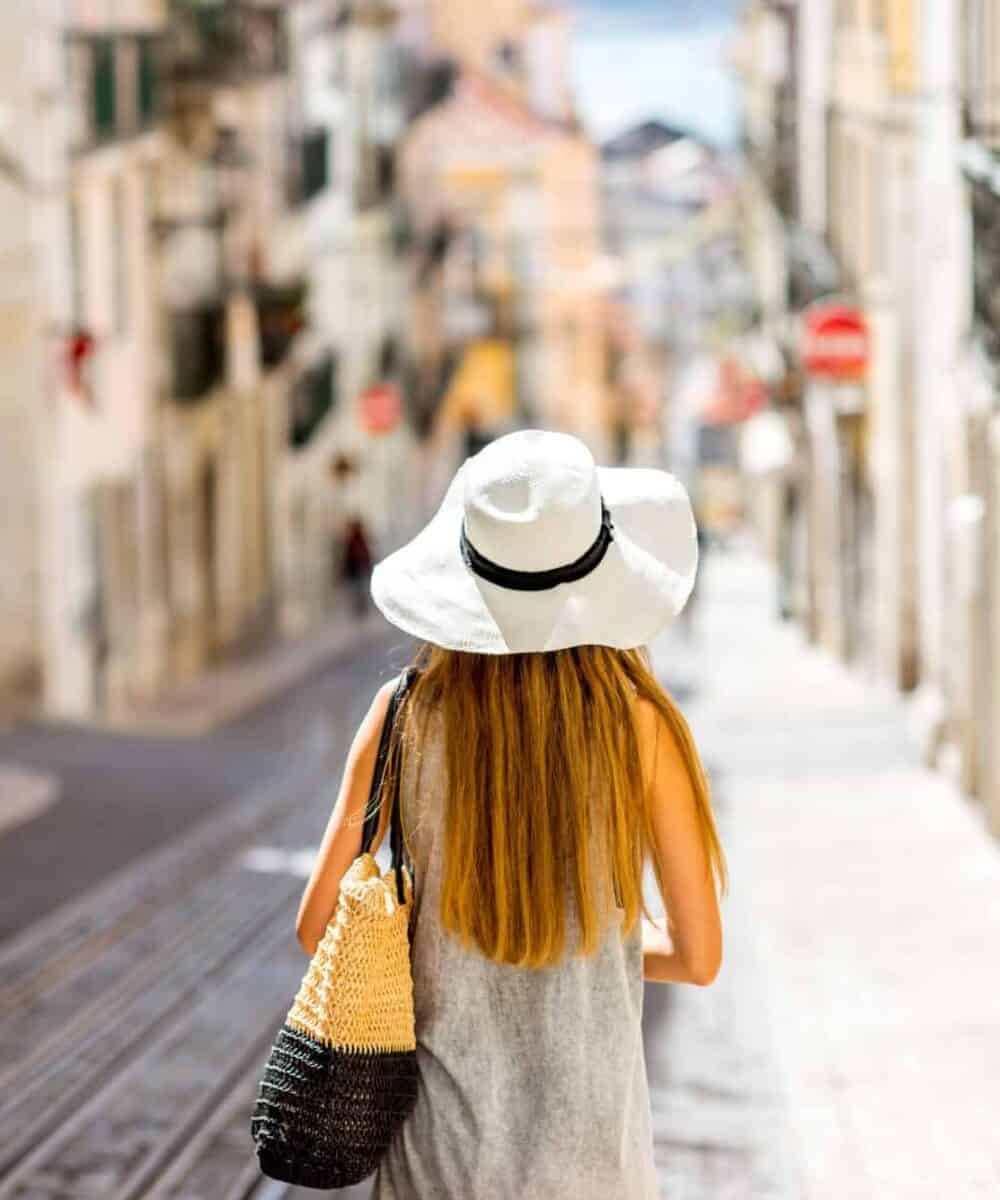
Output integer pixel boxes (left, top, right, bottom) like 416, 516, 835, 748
1, 548, 998, 1198
0, 621, 412, 941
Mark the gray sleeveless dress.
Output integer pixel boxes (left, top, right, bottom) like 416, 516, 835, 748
373, 703, 659, 1200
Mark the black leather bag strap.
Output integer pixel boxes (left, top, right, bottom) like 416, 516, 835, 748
360, 667, 418, 902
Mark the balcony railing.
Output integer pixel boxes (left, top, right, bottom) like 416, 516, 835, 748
168, 2, 288, 85
171, 303, 226, 403
255, 280, 308, 369
290, 355, 337, 448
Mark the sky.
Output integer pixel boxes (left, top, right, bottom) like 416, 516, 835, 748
569, 0, 744, 148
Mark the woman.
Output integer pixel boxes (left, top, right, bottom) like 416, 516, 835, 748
296, 429, 727, 1199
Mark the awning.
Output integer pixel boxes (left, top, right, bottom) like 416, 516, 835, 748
440, 338, 517, 429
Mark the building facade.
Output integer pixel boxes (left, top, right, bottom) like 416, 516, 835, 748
0, 0, 418, 720
0, 0, 614, 722
397, 0, 611, 492
738, 0, 1000, 837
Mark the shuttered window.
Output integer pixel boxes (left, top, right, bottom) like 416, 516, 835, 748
67, 34, 161, 147
138, 37, 158, 125
92, 39, 116, 139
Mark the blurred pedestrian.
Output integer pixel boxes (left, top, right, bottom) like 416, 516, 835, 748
297, 430, 727, 1198
340, 514, 373, 617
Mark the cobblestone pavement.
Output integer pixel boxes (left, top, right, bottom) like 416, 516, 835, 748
0, 628, 413, 1198
669, 547, 1000, 1200
4, 548, 996, 1198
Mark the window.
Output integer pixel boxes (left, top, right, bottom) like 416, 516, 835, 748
495, 39, 522, 75
138, 37, 159, 126
303, 130, 329, 201
66, 34, 162, 149
379, 334, 400, 377
171, 305, 227, 402
93, 39, 117, 139
287, 130, 330, 207
256, 279, 308, 368
696, 423, 738, 468
116, 39, 139, 137
290, 355, 337, 448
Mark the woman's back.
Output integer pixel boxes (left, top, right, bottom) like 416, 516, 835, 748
374, 699, 659, 1200
290, 430, 725, 1196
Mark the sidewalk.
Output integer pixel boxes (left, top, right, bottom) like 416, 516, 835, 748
109, 608, 389, 737
663, 547, 1000, 1199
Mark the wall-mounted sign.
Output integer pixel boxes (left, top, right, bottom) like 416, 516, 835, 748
359, 382, 402, 434
800, 302, 870, 380
65, 328, 97, 404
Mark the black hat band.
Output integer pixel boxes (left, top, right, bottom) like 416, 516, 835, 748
460, 499, 615, 592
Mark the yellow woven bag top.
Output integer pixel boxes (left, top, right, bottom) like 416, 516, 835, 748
286, 853, 416, 1055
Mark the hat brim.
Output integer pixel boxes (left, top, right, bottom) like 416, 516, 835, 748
370, 463, 699, 654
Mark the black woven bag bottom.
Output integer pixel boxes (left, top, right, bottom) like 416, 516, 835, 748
251, 1023, 419, 1190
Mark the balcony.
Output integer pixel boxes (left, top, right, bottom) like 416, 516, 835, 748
168, 2, 288, 86
964, 142, 1000, 361
170, 304, 226, 404
255, 280, 308, 369
290, 355, 337, 448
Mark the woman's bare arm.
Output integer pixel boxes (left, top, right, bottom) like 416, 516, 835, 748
295, 680, 396, 956
634, 697, 722, 986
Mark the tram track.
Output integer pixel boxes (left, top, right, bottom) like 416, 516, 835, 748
0, 729, 336, 1188
0, 722, 333, 1016
0, 637, 400, 1196
0, 870, 299, 1177
0, 898, 304, 1199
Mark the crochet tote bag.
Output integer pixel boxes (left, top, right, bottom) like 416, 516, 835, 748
251, 667, 419, 1189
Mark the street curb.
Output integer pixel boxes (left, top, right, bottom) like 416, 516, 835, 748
70, 613, 391, 739
0, 764, 60, 837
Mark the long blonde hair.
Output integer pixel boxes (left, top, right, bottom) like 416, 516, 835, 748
377, 642, 727, 969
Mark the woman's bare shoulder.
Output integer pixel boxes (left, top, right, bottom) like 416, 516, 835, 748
632, 694, 688, 777
352, 677, 398, 750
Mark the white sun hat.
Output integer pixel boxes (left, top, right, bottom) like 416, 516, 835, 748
371, 429, 699, 654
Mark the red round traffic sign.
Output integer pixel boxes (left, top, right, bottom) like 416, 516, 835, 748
800, 303, 870, 380
359, 382, 402, 433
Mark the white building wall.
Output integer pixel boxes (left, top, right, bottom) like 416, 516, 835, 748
0, 2, 50, 696
36, 0, 168, 715
797, 0, 833, 235
911, 0, 973, 759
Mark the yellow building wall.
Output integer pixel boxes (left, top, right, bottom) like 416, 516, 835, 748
885, 0, 917, 92
537, 136, 608, 438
